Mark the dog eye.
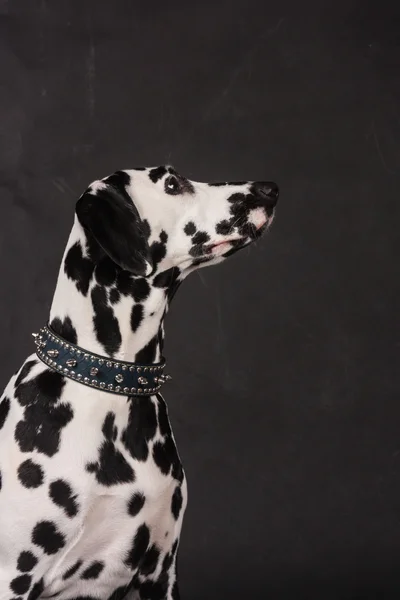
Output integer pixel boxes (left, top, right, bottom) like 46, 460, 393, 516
165, 175, 182, 195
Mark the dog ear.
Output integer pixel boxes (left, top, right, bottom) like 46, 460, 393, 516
75, 171, 153, 276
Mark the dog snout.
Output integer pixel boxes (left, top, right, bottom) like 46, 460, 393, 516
252, 181, 279, 208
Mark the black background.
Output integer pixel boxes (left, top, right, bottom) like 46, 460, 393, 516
1, 1, 400, 598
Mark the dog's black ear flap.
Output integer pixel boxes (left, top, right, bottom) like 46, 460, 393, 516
75, 171, 153, 276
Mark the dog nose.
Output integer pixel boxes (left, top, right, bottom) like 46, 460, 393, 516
253, 181, 279, 207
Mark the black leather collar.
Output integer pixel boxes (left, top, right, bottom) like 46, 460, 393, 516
33, 324, 170, 397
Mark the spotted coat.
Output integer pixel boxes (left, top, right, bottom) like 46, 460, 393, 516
0, 167, 278, 600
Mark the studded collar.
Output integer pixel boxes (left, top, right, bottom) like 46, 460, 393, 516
33, 324, 171, 397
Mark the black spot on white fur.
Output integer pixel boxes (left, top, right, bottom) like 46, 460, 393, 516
64, 241, 95, 296
154, 399, 184, 481
192, 231, 210, 245
140, 544, 160, 576
130, 303, 144, 332
15, 369, 65, 407
50, 316, 78, 345
148, 166, 167, 183
18, 459, 44, 488
49, 479, 79, 517
86, 412, 135, 485
151, 399, 184, 482
125, 524, 150, 570
114, 272, 150, 303
184, 221, 196, 236
216, 219, 234, 235
91, 285, 122, 356
10, 574, 32, 595
27, 578, 44, 600
32, 520, 66, 554
0, 396, 10, 429
81, 561, 104, 579
109, 288, 121, 305
149, 238, 167, 270
171, 486, 183, 520
139, 571, 169, 600
128, 492, 146, 517
141, 219, 151, 241
17, 551, 38, 572
63, 560, 83, 580
14, 370, 72, 457
102, 411, 118, 440
156, 396, 172, 437
127, 277, 151, 302
122, 398, 157, 462
153, 437, 183, 482
15, 359, 37, 388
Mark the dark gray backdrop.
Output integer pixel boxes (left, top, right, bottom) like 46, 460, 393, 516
1, 1, 400, 598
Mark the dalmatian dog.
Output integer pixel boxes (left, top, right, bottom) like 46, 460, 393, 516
0, 166, 279, 600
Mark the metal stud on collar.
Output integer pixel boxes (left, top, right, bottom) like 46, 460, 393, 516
32, 325, 172, 398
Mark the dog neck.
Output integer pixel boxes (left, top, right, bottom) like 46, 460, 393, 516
49, 218, 182, 363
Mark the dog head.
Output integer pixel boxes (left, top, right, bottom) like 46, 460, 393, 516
76, 167, 279, 277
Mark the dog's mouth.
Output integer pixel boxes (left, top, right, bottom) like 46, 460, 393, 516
208, 217, 270, 255
207, 237, 249, 258
188, 212, 271, 264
